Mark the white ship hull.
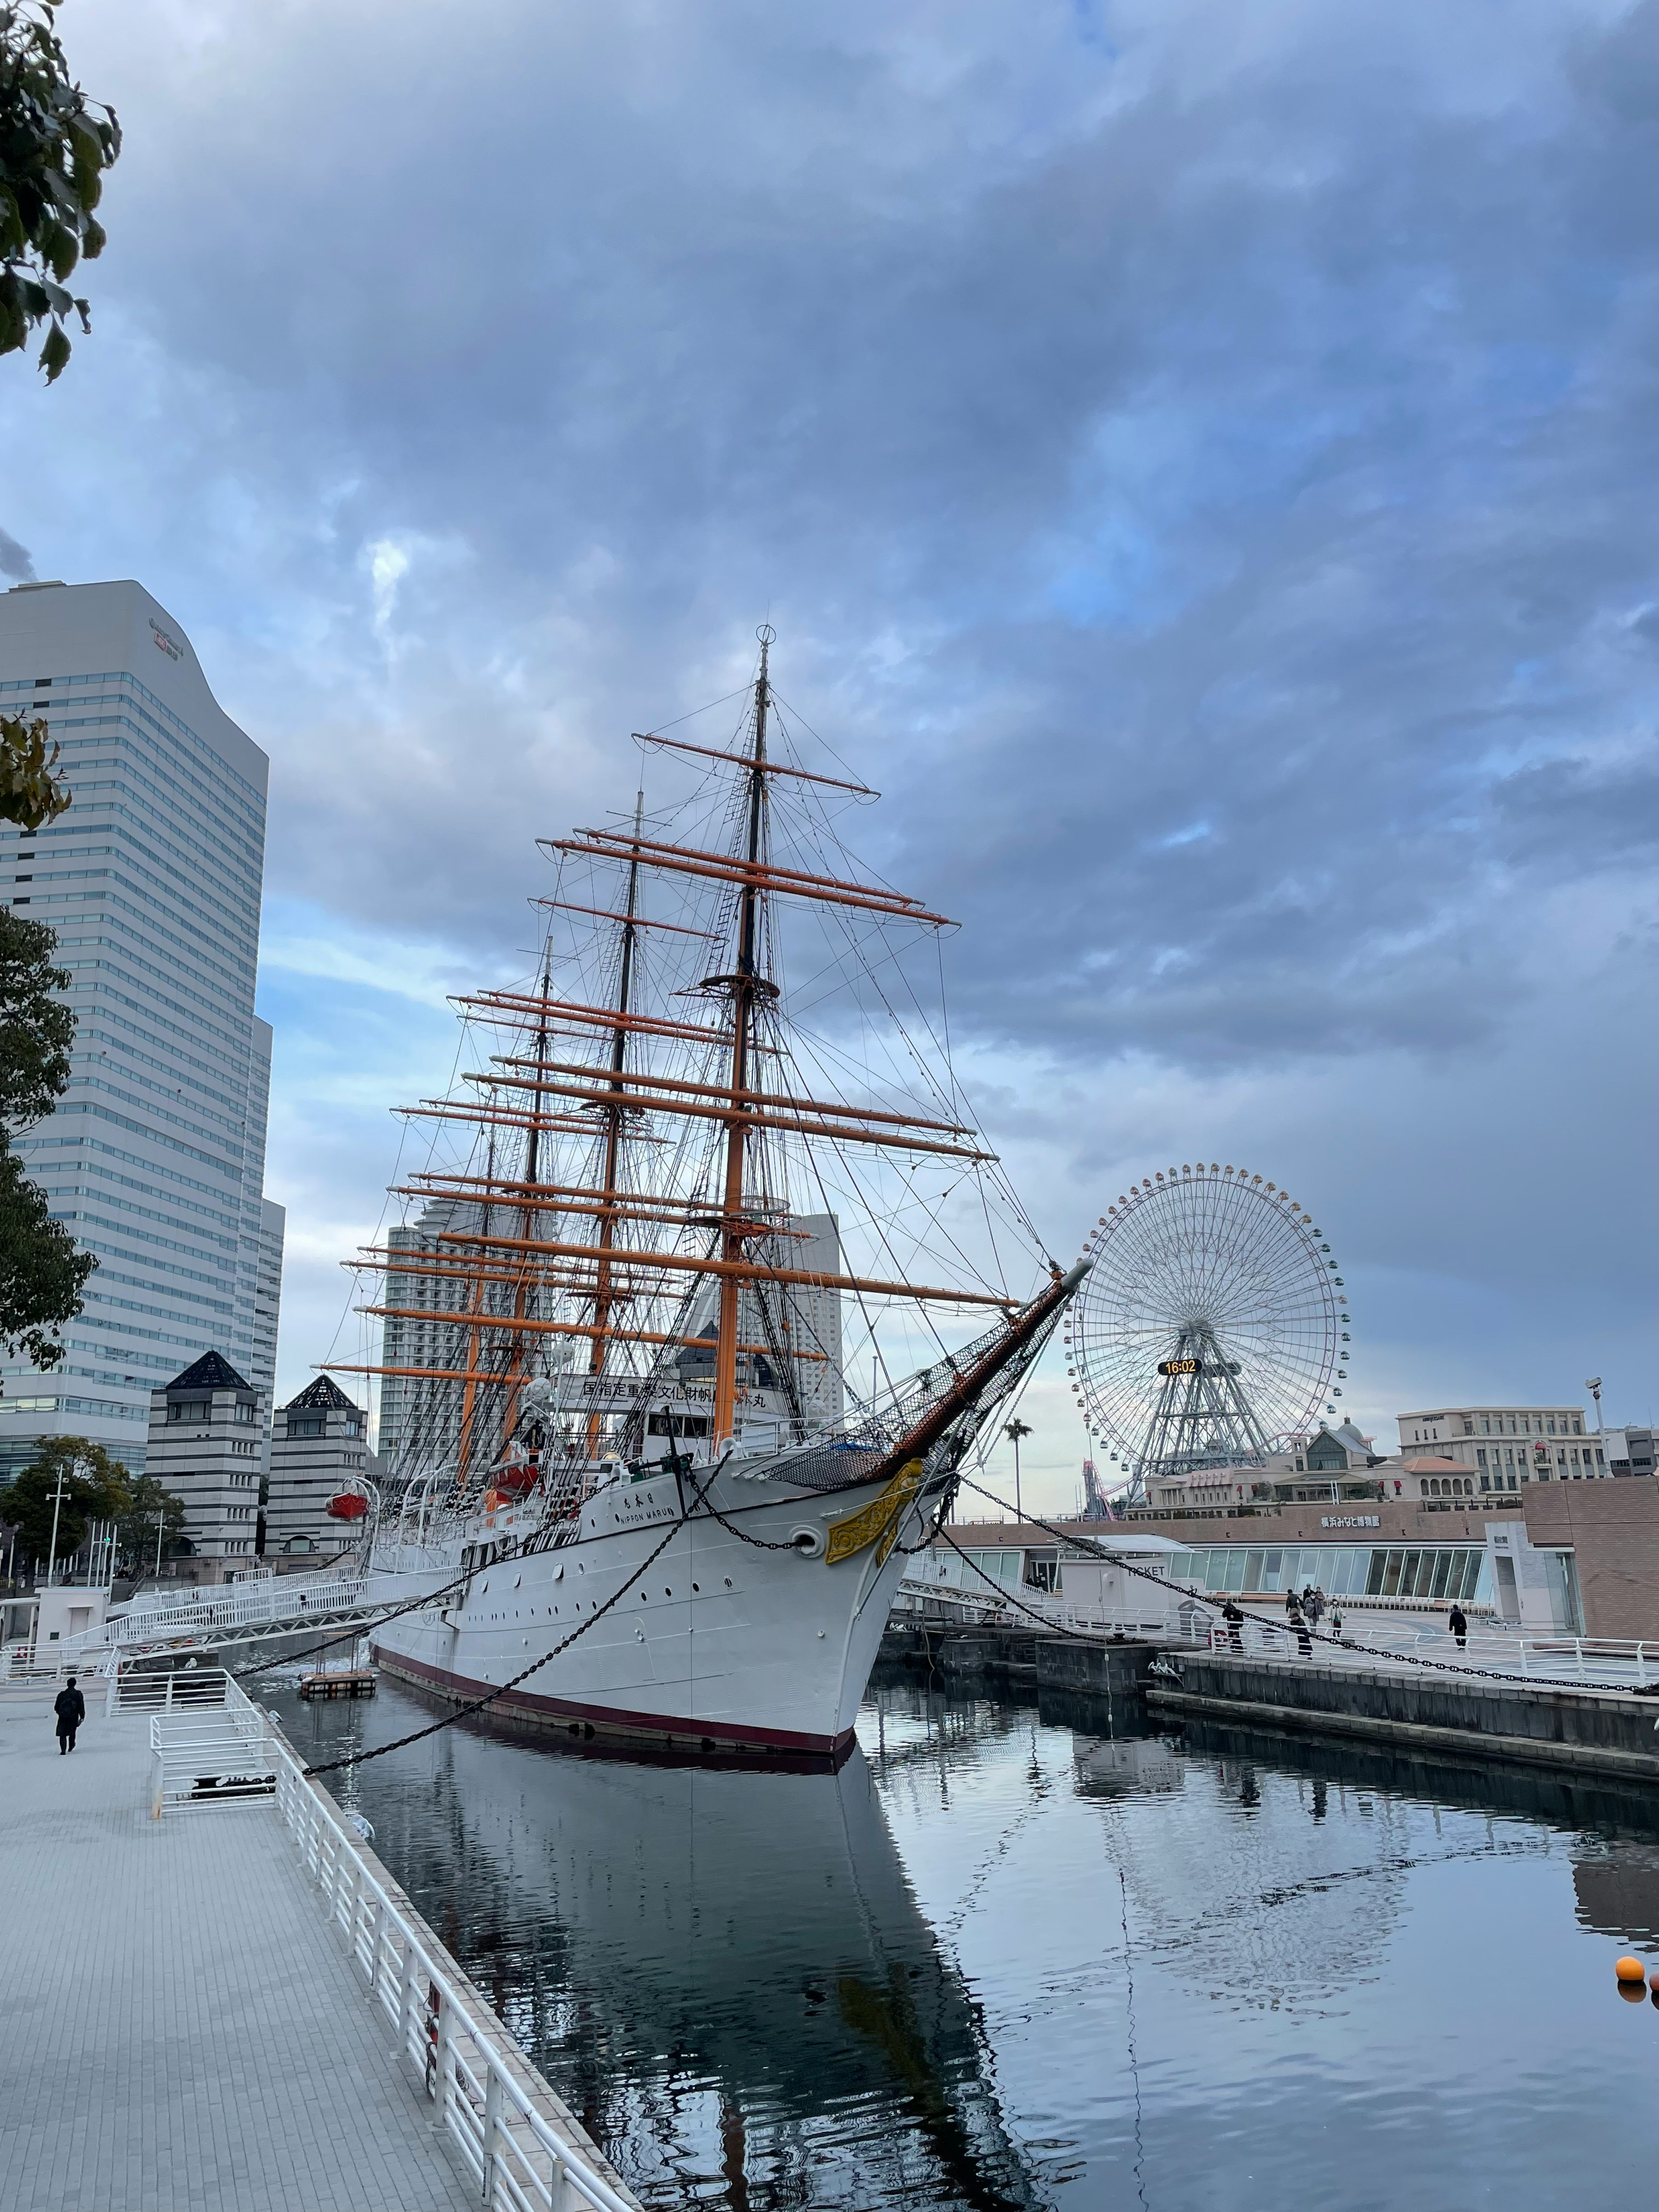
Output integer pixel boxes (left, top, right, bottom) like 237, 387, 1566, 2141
369, 1459, 926, 1764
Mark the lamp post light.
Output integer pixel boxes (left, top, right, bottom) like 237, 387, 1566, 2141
1586, 1378, 1603, 1435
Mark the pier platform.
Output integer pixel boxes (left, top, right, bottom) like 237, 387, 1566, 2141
0, 1685, 636, 2212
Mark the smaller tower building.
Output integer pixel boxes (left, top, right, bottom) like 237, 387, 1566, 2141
145, 1351, 265, 1576
267, 1376, 379, 1558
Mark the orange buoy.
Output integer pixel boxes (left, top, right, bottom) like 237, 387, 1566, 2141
1615, 1955, 1646, 1983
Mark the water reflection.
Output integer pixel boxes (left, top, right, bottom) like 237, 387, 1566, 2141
280, 1682, 1037, 2209
276, 1669, 1659, 2210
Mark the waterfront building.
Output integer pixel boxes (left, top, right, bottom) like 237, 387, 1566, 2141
266, 1375, 380, 1557
0, 580, 277, 1487
143, 1351, 264, 1571
1395, 1403, 1605, 1487
1604, 1428, 1656, 1477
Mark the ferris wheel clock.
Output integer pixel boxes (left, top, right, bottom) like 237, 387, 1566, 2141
1065, 1163, 1349, 1500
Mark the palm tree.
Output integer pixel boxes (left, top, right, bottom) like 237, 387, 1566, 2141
1004, 1417, 1033, 1525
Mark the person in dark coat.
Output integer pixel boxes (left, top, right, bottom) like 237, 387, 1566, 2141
1448, 1604, 1468, 1649
1221, 1598, 1244, 1653
1289, 1600, 1313, 1659
54, 1677, 86, 1754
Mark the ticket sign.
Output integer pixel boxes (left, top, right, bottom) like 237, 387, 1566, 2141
1157, 1357, 1202, 1376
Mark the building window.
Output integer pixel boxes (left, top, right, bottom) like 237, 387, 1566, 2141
235, 1400, 255, 1424
1480, 1475, 1490, 1491
1476, 1449, 1487, 1470
287, 1414, 325, 1438
168, 1398, 210, 1423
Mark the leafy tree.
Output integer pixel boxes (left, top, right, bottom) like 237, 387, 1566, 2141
116, 1472, 188, 1571
0, 906, 92, 1367
0, 708, 70, 828
0, 1, 121, 383
6, 1433, 129, 1562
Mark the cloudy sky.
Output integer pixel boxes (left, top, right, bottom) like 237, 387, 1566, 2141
3, 0, 1656, 1509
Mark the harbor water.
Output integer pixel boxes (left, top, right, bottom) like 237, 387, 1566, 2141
271, 1667, 1659, 2209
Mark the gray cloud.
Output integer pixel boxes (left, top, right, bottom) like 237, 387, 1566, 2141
3, 0, 1657, 1412
0, 526, 34, 582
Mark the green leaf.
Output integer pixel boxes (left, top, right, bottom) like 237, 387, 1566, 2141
80, 214, 105, 259
38, 319, 70, 382
45, 219, 76, 281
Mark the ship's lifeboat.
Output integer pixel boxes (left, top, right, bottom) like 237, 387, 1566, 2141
325, 1490, 370, 1521
488, 1462, 540, 1499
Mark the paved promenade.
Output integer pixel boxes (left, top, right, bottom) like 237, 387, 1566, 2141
0, 1690, 477, 2212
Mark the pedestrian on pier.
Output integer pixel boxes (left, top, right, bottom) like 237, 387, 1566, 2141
1448, 1604, 1468, 1649
1289, 1602, 1313, 1659
54, 1677, 85, 1754
1221, 1599, 1244, 1653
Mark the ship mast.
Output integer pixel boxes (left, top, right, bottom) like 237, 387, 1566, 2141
712, 626, 772, 1446
331, 626, 1070, 1481
585, 795, 645, 1451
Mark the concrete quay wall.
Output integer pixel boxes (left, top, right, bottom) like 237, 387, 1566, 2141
1146, 1652, 1659, 1783
879, 1622, 1157, 1698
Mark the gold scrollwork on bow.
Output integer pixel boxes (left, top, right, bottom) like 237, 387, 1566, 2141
824, 1459, 927, 1567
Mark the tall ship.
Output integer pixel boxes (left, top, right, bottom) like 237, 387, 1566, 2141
340, 629, 1082, 1762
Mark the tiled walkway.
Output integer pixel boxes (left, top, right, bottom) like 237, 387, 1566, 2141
0, 1691, 477, 2212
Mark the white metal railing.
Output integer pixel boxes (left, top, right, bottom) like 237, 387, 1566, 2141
893, 1574, 1203, 1642
893, 1575, 1659, 1688
270, 1730, 639, 2211
133, 1665, 639, 2209
1196, 1612, 1659, 1686
149, 1697, 275, 1816
73, 1570, 375, 1652
114, 1663, 236, 1716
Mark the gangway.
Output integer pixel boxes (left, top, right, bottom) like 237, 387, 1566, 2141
35, 1564, 454, 1668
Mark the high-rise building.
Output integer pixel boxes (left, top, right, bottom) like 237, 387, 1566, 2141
375, 1196, 465, 1469
0, 579, 277, 1485
251, 1198, 286, 1410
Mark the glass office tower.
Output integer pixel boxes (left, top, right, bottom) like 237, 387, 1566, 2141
0, 579, 279, 1484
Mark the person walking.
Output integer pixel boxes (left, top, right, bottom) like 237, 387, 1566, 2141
1448, 1603, 1468, 1649
1221, 1598, 1244, 1654
1289, 1600, 1313, 1659
1284, 1585, 1300, 1620
1307, 1587, 1325, 1627
53, 1676, 85, 1755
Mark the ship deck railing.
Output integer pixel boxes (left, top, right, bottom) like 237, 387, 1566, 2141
130, 1662, 641, 2212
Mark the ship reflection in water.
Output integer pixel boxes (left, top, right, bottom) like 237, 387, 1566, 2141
276, 1671, 1659, 2209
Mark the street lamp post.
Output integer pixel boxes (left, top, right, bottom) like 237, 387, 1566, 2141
1586, 1378, 1603, 1435
1004, 1417, 1032, 1526
43, 1463, 72, 1589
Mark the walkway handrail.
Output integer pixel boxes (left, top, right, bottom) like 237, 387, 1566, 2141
1198, 1613, 1655, 1687
253, 1685, 639, 2212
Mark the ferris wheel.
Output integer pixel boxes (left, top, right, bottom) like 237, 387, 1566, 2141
1065, 1162, 1348, 1496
